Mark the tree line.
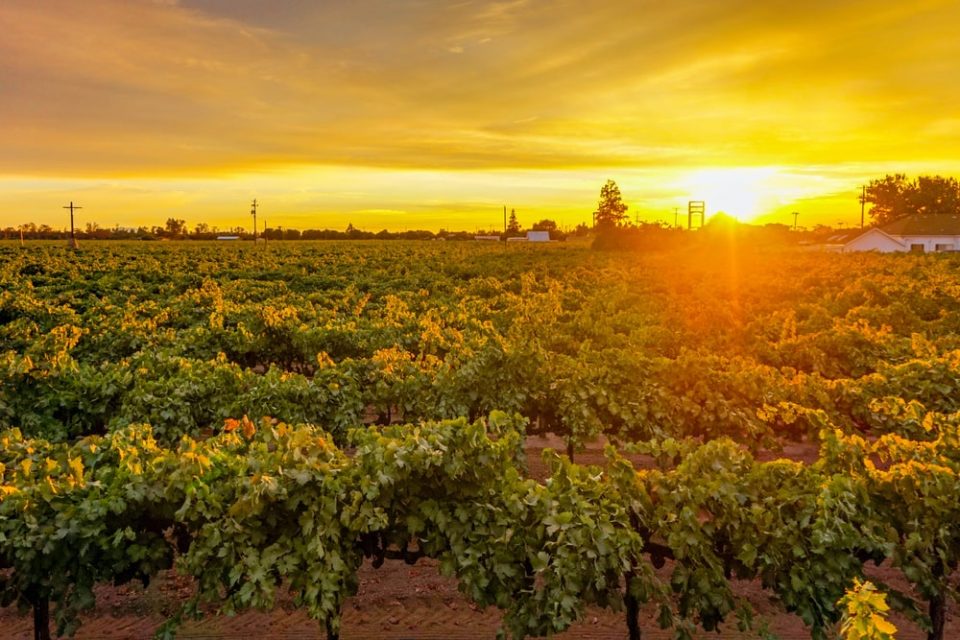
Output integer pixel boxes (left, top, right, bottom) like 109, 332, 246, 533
864, 174, 960, 225
10, 173, 956, 242
3, 218, 578, 242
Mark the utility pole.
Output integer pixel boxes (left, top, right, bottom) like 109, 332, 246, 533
674, 207, 680, 229
792, 211, 800, 230
503, 205, 507, 237
859, 185, 866, 229
250, 199, 258, 240
63, 201, 82, 249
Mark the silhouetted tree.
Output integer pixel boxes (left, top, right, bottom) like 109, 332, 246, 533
531, 219, 558, 232
507, 209, 521, 234
164, 218, 187, 237
865, 174, 960, 225
594, 180, 629, 229
911, 175, 960, 215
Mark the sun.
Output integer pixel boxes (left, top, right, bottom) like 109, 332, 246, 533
682, 168, 779, 222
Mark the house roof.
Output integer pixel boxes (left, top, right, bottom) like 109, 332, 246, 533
825, 231, 861, 243
881, 214, 960, 236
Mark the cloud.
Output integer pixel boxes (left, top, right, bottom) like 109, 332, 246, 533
1, 0, 959, 180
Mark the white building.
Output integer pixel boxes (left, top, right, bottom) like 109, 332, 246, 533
844, 215, 960, 253
526, 231, 550, 242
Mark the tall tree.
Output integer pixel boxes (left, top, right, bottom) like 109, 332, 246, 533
864, 174, 910, 226
909, 175, 960, 216
865, 174, 960, 225
164, 218, 186, 237
507, 209, 521, 234
594, 180, 629, 230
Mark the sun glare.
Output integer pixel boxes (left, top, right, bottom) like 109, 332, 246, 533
682, 168, 779, 222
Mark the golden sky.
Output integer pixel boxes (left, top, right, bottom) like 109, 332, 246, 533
3, 0, 960, 231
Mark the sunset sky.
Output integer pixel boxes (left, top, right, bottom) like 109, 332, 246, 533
3, 0, 960, 232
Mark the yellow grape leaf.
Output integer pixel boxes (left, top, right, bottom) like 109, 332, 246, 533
68, 456, 85, 487
241, 415, 256, 440
871, 614, 897, 635
195, 454, 211, 470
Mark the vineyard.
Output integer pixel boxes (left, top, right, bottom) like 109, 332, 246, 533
2, 240, 960, 639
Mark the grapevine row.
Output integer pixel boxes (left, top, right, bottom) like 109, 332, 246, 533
3, 408, 959, 639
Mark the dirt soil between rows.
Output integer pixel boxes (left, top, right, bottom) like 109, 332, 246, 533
1, 436, 953, 639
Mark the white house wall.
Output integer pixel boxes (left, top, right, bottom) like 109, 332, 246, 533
844, 232, 960, 253
843, 230, 906, 253
897, 236, 960, 252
